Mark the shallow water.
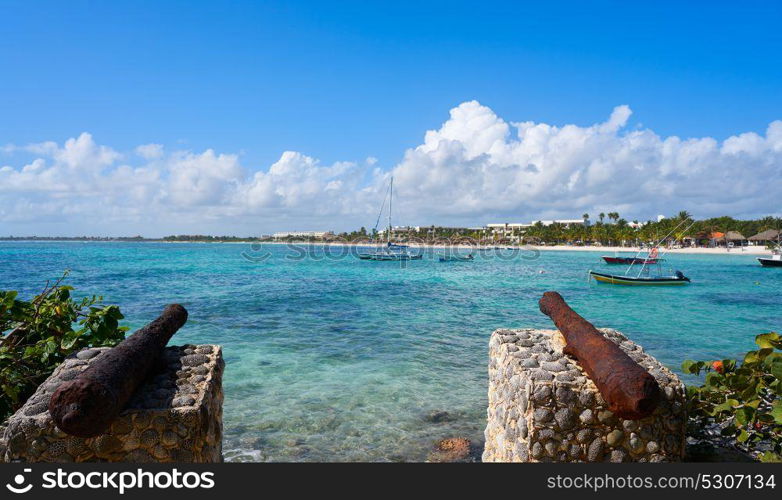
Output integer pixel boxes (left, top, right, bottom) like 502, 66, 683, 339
1, 242, 779, 461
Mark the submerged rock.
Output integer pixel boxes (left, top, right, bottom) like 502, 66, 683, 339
427, 437, 474, 463
424, 410, 454, 423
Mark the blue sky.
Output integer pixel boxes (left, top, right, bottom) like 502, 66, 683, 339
1, 1, 781, 236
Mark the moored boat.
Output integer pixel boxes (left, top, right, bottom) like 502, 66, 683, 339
438, 254, 474, 262
359, 251, 423, 261
758, 253, 782, 267
589, 270, 690, 285
357, 177, 422, 262
602, 256, 661, 265
757, 235, 781, 267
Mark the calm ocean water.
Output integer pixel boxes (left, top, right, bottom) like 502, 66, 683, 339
1, 242, 780, 461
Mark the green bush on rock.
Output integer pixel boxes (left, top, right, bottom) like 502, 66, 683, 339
683, 332, 782, 462
0, 272, 127, 421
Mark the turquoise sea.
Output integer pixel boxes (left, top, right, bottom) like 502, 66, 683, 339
1, 242, 780, 461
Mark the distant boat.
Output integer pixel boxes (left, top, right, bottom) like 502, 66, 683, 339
359, 245, 423, 261
589, 270, 690, 286
602, 256, 661, 265
603, 247, 662, 265
438, 254, 474, 262
357, 177, 422, 262
757, 235, 781, 267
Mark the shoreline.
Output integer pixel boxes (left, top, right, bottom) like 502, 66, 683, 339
234, 240, 775, 256
2, 239, 773, 255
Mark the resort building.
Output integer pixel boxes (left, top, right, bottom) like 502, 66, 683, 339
485, 223, 531, 241
484, 219, 587, 242
380, 225, 478, 239
272, 231, 331, 240
530, 219, 587, 228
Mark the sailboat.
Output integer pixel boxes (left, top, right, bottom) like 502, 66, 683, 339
357, 177, 422, 261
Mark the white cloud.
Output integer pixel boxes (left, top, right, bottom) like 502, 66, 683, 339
1, 102, 781, 236
135, 143, 164, 159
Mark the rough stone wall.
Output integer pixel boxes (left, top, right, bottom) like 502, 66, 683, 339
1, 344, 223, 463
483, 328, 685, 462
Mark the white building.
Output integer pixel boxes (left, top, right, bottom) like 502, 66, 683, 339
530, 219, 587, 227
379, 225, 419, 235
484, 219, 588, 242
485, 223, 531, 239
272, 231, 329, 240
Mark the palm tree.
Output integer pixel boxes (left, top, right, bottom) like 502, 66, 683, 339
598, 212, 605, 224
677, 210, 692, 221
582, 213, 590, 225
608, 212, 619, 223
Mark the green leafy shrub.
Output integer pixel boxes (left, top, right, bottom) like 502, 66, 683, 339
0, 272, 127, 421
683, 332, 782, 462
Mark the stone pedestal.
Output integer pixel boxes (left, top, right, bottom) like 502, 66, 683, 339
482, 328, 685, 462
1, 344, 223, 463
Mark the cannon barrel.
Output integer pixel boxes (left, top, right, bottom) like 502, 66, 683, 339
49, 304, 188, 437
539, 292, 659, 419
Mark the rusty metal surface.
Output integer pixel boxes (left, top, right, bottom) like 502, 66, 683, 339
49, 304, 188, 437
539, 291, 659, 419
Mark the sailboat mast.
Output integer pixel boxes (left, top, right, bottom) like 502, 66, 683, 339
388, 177, 393, 243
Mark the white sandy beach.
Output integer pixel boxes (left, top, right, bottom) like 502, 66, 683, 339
531, 245, 773, 256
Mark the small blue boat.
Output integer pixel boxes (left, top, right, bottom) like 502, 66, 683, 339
438, 254, 474, 262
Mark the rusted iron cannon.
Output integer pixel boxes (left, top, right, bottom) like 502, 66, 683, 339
49, 304, 188, 437
539, 292, 659, 419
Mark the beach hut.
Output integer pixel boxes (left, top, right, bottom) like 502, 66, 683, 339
748, 229, 780, 245
725, 231, 745, 241
709, 231, 726, 247
724, 231, 747, 250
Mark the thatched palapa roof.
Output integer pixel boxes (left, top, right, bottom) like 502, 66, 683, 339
725, 231, 746, 241
748, 229, 780, 241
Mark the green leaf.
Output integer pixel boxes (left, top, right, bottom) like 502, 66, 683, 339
682, 360, 698, 374
705, 372, 723, 388
735, 407, 754, 426
757, 348, 774, 362
744, 350, 761, 365
756, 332, 781, 349
723, 359, 737, 372
713, 399, 740, 414
771, 401, 782, 425
61, 330, 81, 350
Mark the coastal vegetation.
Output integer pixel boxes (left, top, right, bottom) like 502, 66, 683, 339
327, 213, 782, 246
0, 273, 127, 421
520, 213, 782, 247
683, 332, 782, 462
162, 235, 262, 242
